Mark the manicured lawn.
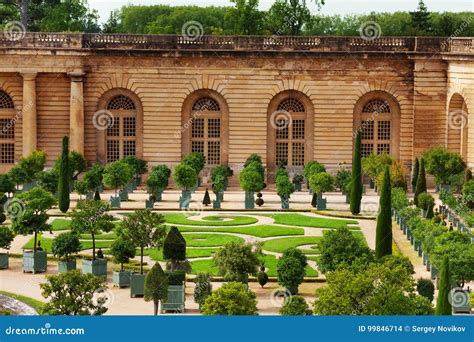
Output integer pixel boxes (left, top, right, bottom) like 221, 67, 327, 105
261, 236, 322, 254
0, 291, 45, 314
163, 213, 258, 226
176, 225, 304, 238
80, 232, 117, 240
51, 219, 71, 231
183, 233, 244, 247
189, 254, 318, 277
23, 236, 113, 252
143, 247, 218, 261
260, 213, 358, 229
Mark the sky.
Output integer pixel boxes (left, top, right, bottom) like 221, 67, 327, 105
89, 0, 474, 23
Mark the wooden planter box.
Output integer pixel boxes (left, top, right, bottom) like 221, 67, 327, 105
110, 196, 121, 208
0, 253, 9, 269
22, 250, 47, 274
113, 270, 131, 288
82, 259, 107, 277
280, 198, 289, 209
212, 200, 221, 209
145, 199, 154, 209
85, 192, 94, 200
179, 190, 191, 209
160, 285, 185, 313
294, 183, 302, 192
58, 260, 76, 273
430, 265, 438, 280
153, 191, 162, 202
119, 189, 129, 201
244, 191, 254, 209
130, 273, 146, 297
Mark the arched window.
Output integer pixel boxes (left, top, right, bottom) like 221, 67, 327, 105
358, 98, 393, 157
267, 91, 314, 177
190, 97, 222, 165
106, 95, 137, 163
447, 93, 469, 160
0, 90, 15, 164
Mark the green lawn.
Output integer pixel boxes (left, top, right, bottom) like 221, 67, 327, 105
143, 247, 218, 261
176, 225, 304, 238
189, 254, 318, 277
163, 213, 258, 226
259, 213, 358, 229
51, 218, 71, 231
23, 235, 113, 252
183, 233, 244, 247
80, 232, 117, 240
261, 236, 322, 254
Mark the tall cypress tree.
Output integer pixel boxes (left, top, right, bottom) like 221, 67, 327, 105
58, 136, 70, 213
414, 158, 427, 206
411, 157, 419, 193
435, 256, 452, 315
350, 130, 363, 214
375, 166, 392, 259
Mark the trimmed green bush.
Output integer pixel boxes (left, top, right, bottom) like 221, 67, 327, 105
51, 232, 81, 262
163, 226, 187, 263
375, 166, 392, 259
417, 278, 435, 302
414, 158, 427, 206
58, 137, 70, 213
280, 296, 312, 316
201, 282, 257, 315
173, 164, 198, 190
412, 158, 419, 192
435, 256, 452, 315
350, 131, 363, 214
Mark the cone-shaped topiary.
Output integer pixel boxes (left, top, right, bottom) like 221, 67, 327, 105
435, 256, 452, 315
311, 192, 317, 207
375, 166, 392, 259
411, 157, 419, 193
58, 136, 70, 213
257, 267, 268, 288
202, 189, 211, 206
414, 158, 427, 206
350, 131, 363, 214
144, 262, 168, 315
163, 226, 186, 270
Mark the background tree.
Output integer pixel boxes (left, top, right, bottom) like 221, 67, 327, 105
117, 209, 166, 274
309, 171, 334, 198
58, 136, 70, 213
414, 158, 427, 206
51, 232, 81, 262
350, 131, 363, 214
265, 0, 311, 35
102, 160, 133, 196
182, 152, 206, 175
10, 187, 56, 253
83, 163, 104, 200
317, 226, 373, 273
194, 272, 212, 310
213, 241, 261, 283
110, 237, 136, 272
375, 166, 392, 259
74, 179, 87, 200
144, 262, 168, 316
276, 252, 306, 294
226, 0, 263, 34
123, 155, 148, 180
146, 165, 170, 197
173, 164, 198, 191
201, 282, 258, 315
0, 173, 15, 195
0, 226, 14, 252
280, 296, 312, 316
411, 157, 419, 192
435, 256, 452, 315
314, 263, 433, 315
422, 147, 466, 186
410, 0, 431, 35
70, 200, 114, 260
163, 226, 187, 272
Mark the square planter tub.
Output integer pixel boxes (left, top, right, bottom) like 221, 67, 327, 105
22, 250, 47, 274
113, 270, 131, 288
58, 260, 77, 273
130, 273, 146, 297
82, 259, 107, 277
0, 253, 9, 269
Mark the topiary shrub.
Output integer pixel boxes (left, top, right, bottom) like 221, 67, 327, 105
201, 282, 258, 315
257, 266, 268, 288
173, 164, 198, 191
279, 296, 312, 316
194, 272, 212, 310
277, 255, 305, 295
182, 152, 206, 174
110, 237, 136, 272
417, 192, 435, 218
391, 187, 409, 211
417, 278, 435, 302
58, 136, 70, 213
163, 226, 186, 271
202, 189, 211, 206
52, 232, 81, 262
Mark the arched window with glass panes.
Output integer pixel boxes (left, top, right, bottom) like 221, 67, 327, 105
190, 97, 222, 165
0, 91, 15, 164
275, 98, 306, 167
106, 95, 137, 163
359, 99, 392, 157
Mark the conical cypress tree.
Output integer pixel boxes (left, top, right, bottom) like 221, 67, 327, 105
375, 166, 392, 259
414, 158, 427, 206
411, 157, 419, 192
94, 189, 101, 201
350, 130, 363, 214
202, 188, 211, 206
58, 136, 70, 213
435, 256, 452, 315
311, 192, 317, 208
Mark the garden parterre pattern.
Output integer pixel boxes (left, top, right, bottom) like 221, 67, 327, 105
22, 212, 368, 278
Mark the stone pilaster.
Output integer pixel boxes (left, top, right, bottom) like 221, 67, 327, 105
20, 72, 37, 156
69, 73, 85, 154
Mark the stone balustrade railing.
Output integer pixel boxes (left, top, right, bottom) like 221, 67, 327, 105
0, 32, 472, 54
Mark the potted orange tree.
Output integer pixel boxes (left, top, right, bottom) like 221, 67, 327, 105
52, 232, 81, 273
0, 226, 14, 269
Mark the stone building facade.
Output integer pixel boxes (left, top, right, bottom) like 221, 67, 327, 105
0, 33, 473, 183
